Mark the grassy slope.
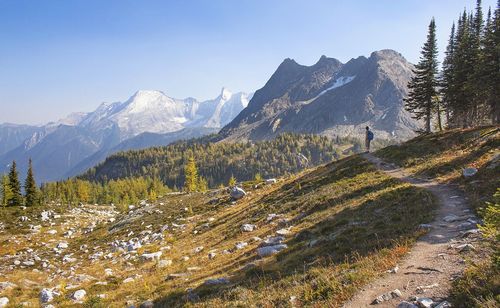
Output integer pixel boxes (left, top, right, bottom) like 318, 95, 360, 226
0, 155, 436, 307
377, 126, 500, 307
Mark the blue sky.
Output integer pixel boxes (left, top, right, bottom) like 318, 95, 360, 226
0, 0, 496, 124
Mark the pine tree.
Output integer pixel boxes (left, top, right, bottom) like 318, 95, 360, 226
254, 173, 262, 182
405, 18, 439, 133
1, 175, 13, 207
198, 176, 208, 192
441, 22, 456, 126
24, 159, 38, 206
184, 154, 198, 192
7, 161, 22, 206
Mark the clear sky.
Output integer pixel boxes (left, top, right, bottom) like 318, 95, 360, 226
0, 0, 496, 125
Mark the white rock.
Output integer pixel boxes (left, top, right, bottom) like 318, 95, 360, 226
208, 252, 217, 259
235, 242, 248, 250
104, 268, 114, 276
0, 298, 8, 308
0, 282, 17, 291
193, 246, 204, 254
416, 297, 434, 308
265, 178, 277, 184
71, 289, 86, 301
230, 187, 246, 200
39, 288, 56, 303
158, 259, 173, 268
257, 244, 288, 257
141, 251, 162, 262
46, 229, 57, 235
123, 277, 135, 283
241, 224, 257, 232
57, 242, 68, 249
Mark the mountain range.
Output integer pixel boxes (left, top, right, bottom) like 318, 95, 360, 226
0, 88, 252, 182
219, 49, 420, 141
1, 49, 421, 184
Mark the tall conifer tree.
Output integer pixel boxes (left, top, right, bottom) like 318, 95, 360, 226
24, 158, 38, 206
184, 154, 198, 192
405, 18, 439, 133
7, 161, 22, 206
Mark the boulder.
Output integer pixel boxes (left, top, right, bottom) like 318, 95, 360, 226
259, 236, 285, 247
71, 289, 86, 301
0, 282, 17, 291
241, 224, 257, 232
415, 297, 434, 308
456, 243, 475, 252
434, 301, 451, 308
57, 242, 68, 249
0, 298, 8, 308
193, 246, 204, 253
230, 187, 246, 200
265, 178, 277, 184
40, 288, 56, 303
257, 244, 287, 257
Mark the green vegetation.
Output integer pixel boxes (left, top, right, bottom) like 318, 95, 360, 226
24, 158, 39, 207
405, 18, 439, 132
39, 177, 170, 210
7, 160, 23, 206
80, 133, 356, 188
407, 1, 500, 130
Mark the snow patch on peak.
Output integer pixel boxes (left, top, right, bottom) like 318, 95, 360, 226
220, 87, 232, 101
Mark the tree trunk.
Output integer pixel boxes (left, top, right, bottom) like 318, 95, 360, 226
426, 107, 432, 133
437, 102, 443, 131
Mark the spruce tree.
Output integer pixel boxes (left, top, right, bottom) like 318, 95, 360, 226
228, 174, 237, 187
1, 175, 13, 207
441, 22, 456, 126
7, 161, 22, 206
24, 158, 38, 206
405, 18, 439, 133
184, 154, 198, 192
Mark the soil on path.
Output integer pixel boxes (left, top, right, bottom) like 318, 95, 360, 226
343, 153, 479, 307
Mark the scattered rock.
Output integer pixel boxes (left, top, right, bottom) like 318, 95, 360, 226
387, 266, 399, 274
462, 167, 478, 177
193, 246, 204, 253
230, 187, 246, 200
0, 282, 17, 291
71, 289, 86, 301
40, 288, 57, 303
158, 259, 173, 268
415, 297, 434, 308
141, 251, 162, 262
104, 268, 114, 276
0, 298, 8, 308
123, 277, 135, 283
434, 301, 451, 308
276, 228, 292, 236
57, 242, 68, 249
140, 301, 154, 308
257, 244, 287, 257
416, 283, 438, 294
461, 229, 480, 237
265, 178, 277, 184
241, 224, 257, 232
456, 243, 475, 252
47, 229, 57, 235
235, 242, 248, 250
204, 277, 230, 286
260, 236, 285, 247
372, 289, 402, 304
208, 252, 217, 259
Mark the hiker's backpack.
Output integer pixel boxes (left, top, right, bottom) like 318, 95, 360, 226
367, 131, 374, 141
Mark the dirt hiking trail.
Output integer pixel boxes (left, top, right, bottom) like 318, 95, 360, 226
343, 153, 480, 308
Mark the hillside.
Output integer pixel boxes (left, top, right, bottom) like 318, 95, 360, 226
0, 127, 497, 307
219, 49, 421, 142
79, 134, 365, 189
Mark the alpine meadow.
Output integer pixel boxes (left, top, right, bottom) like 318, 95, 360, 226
0, 1, 498, 307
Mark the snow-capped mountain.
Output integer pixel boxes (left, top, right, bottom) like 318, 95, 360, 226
0, 88, 252, 182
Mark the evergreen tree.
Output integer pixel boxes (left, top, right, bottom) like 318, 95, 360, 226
184, 154, 198, 192
24, 158, 38, 206
441, 22, 456, 126
228, 174, 237, 187
254, 173, 263, 182
1, 175, 12, 207
198, 176, 208, 192
405, 18, 439, 133
7, 161, 22, 206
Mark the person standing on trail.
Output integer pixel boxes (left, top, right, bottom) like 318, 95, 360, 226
365, 126, 373, 153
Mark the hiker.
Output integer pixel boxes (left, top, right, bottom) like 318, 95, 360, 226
365, 126, 373, 153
